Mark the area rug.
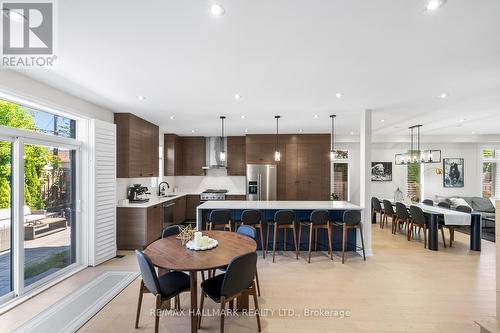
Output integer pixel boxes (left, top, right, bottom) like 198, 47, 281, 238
455, 226, 495, 242
12, 271, 139, 333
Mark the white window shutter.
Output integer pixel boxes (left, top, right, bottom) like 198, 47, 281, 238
89, 119, 117, 266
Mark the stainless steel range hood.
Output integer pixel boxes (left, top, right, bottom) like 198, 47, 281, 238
202, 137, 227, 169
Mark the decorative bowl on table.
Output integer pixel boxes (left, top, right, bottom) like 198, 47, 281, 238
186, 237, 218, 251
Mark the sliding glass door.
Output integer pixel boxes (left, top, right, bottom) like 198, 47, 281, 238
0, 97, 80, 304
23, 145, 76, 287
0, 140, 12, 300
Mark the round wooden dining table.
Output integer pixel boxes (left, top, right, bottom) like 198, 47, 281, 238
144, 230, 257, 333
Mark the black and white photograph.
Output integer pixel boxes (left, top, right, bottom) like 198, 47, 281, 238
371, 162, 392, 181
443, 158, 464, 188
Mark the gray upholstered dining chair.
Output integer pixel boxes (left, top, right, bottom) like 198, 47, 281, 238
382, 200, 395, 229
422, 199, 434, 206
371, 197, 384, 224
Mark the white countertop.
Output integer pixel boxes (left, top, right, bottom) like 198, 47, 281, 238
117, 192, 247, 208
197, 200, 363, 210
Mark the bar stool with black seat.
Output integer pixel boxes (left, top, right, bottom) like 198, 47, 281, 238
447, 205, 472, 247
334, 210, 366, 264
408, 205, 447, 248
382, 200, 396, 229
422, 199, 434, 206
297, 210, 333, 263
266, 210, 299, 263
371, 197, 384, 224
161, 224, 181, 238
238, 210, 265, 258
207, 209, 232, 231
135, 250, 190, 333
198, 252, 261, 333
393, 202, 411, 235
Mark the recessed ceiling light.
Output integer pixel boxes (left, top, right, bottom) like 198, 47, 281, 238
471, 131, 476, 135
350, 131, 355, 135
234, 94, 241, 100
169, 115, 175, 120
240, 115, 245, 119
459, 118, 466, 122
439, 93, 448, 99
244, 129, 248, 133
191, 129, 195, 133
210, 3, 225, 16
426, 0, 446, 11
380, 119, 385, 123
137, 95, 146, 100
335, 92, 343, 98
299, 129, 303, 133
313, 114, 319, 119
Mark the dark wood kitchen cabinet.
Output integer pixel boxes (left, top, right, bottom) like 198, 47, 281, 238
117, 205, 162, 250
226, 136, 246, 176
185, 195, 200, 221
173, 196, 186, 224
226, 195, 246, 200
181, 137, 206, 176
115, 113, 159, 178
164, 134, 183, 176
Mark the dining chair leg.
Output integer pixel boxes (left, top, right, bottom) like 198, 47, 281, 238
175, 295, 180, 310
342, 223, 347, 264
359, 224, 366, 261
314, 228, 318, 251
255, 268, 261, 296
135, 280, 144, 328
220, 297, 226, 333
252, 282, 262, 332
198, 291, 206, 328
297, 224, 302, 257
308, 223, 313, 263
327, 223, 333, 261
272, 223, 277, 263
292, 224, 299, 260
440, 227, 447, 248
265, 224, 270, 256
259, 223, 265, 258
283, 227, 287, 251
154, 294, 161, 333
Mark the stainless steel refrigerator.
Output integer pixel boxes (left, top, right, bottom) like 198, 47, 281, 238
246, 164, 277, 201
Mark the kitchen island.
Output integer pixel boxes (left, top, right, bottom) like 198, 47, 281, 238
196, 201, 364, 251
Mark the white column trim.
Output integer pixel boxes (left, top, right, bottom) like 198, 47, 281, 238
360, 110, 373, 256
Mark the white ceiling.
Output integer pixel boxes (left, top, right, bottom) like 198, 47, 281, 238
19, 0, 500, 137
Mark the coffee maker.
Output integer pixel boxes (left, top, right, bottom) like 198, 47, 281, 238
127, 184, 150, 203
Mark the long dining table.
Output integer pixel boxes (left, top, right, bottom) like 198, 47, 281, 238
144, 230, 257, 333
389, 201, 482, 251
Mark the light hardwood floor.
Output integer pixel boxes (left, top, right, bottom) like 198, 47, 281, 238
0, 225, 495, 333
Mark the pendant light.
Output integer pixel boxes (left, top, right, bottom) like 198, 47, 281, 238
395, 125, 441, 165
274, 115, 281, 162
219, 116, 226, 162
329, 114, 337, 161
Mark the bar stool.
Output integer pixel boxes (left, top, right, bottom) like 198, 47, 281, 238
371, 197, 384, 224
207, 210, 232, 231
382, 200, 395, 229
393, 202, 411, 235
238, 210, 265, 258
266, 210, 298, 263
298, 210, 333, 263
333, 210, 366, 264
422, 199, 434, 206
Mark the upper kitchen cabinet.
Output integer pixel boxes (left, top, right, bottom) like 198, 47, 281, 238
181, 136, 206, 176
115, 113, 159, 178
226, 136, 246, 176
245, 135, 277, 164
164, 134, 183, 176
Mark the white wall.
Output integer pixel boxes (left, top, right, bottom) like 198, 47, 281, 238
0, 70, 114, 122
369, 142, 481, 201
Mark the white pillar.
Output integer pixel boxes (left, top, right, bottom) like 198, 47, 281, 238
360, 109, 373, 256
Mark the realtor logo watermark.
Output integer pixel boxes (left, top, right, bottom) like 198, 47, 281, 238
1, 1, 56, 68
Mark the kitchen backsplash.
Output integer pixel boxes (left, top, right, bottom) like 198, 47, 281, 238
116, 169, 246, 201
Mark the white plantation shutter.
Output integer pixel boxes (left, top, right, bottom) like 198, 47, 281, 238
89, 119, 117, 266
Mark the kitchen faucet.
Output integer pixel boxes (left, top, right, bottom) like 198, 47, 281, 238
158, 181, 170, 196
